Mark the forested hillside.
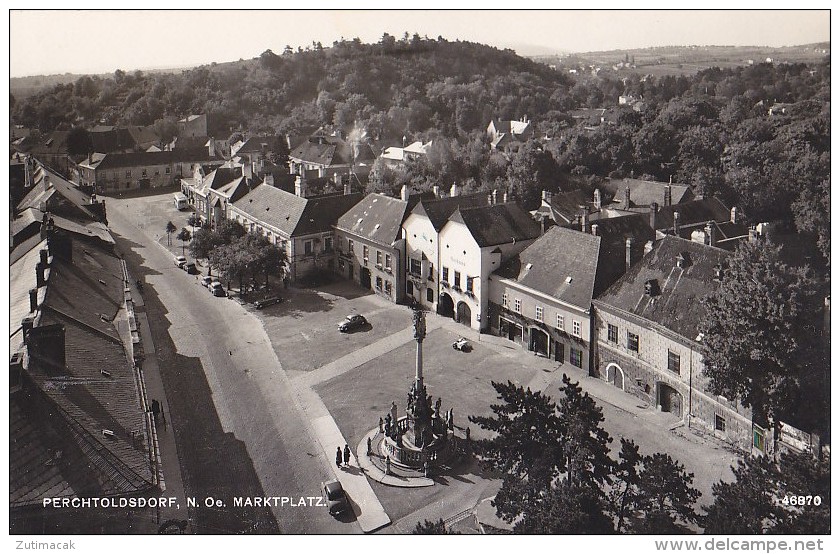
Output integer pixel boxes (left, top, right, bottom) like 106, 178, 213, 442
10, 35, 830, 262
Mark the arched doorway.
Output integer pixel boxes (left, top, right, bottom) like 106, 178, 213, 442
658, 383, 683, 417
455, 301, 472, 326
438, 292, 455, 318
605, 363, 624, 391
529, 328, 549, 357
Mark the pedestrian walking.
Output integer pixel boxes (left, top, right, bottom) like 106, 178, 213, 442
335, 447, 342, 468
378, 417, 383, 433
343, 444, 351, 466
367, 436, 372, 455
150, 399, 160, 423
385, 456, 391, 476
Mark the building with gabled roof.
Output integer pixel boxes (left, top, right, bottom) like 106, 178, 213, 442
289, 131, 376, 180
228, 180, 363, 282
593, 235, 755, 452
334, 189, 429, 303
16, 164, 106, 224
402, 187, 503, 313
437, 199, 542, 331
488, 226, 602, 370
9, 228, 159, 532
487, 117, 533, 150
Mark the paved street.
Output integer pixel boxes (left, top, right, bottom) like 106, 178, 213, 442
106, 190, 740, 534
108, 193, 361, 533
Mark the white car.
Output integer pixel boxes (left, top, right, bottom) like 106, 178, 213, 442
174, 255, 187, 268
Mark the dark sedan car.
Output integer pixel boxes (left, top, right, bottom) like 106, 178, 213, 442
338, 314, 367, 332
322, 480, 350, 515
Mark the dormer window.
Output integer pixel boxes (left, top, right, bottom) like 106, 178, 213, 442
713, 264, 725, 281
676, 252, 691, 269
644, 279, 659, 296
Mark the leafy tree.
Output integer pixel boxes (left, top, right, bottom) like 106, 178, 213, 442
412, 519, 459, 534
632, 452, 700, 533
66, 127, 93, 157
176, 227, 191, 256
699, 239, 822, 426
187, 213, 202, 228
791, 177, 830, 263
152, 117, 179, 147
164, 221, 176, 246
704, 451, 830, 534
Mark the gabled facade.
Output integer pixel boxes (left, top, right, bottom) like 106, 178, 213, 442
289, 131, 376, 179
437, 201, 542, 331
593, 235, 756, 452
487, 117, 533, 150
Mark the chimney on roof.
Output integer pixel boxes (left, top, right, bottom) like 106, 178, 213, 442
450, 183, 459, 197
705, 221, 716, 247
625, 238, 634, 272
673, 211, 680, 236
487, 193, 493, 205
21, 316, 34, 343
503, 190, 508, 203
433, 185, 440, 198
344, 178, 352, 196
649, 202, 658, 231
540, 215, 551, 236
624, 186, 631, 210
35, 262, 46, 287
492, 189, 498, 205
29, 288, 38, 313
580, 206, 589, 233
401, 185, 410, 202
591, 224, 598, 236
39, 248, 49, 267
664, 184, 672, 207
264, 173, 275, 187
10, 352, 23, 391
748, 226, 758, 243
643, 240, 654, 256
730, 206, 737, 224
295, 174, 307, 198
541, 190, 552, 204
27, 324, 66, 375
593, 189, 602, 210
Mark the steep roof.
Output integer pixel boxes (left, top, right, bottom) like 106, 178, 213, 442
494, 226, 601, 310
652, 197, 732, 231
604, 177, 693, 208
17, 166, 99, 221
587, 213, 656, 295
549, 189, 597, 224
451, 203, 542, 247
411, 192, 490, 231
195, 167, 243, 195
232, 183, 363, 237
595, 235, 731, 339
89, 127, 137, 153
91, 148, 219, 170
290, 134, 375, 166
336, 193, 410, 246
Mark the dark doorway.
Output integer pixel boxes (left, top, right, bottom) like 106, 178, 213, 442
348, 263, 354, 281
139, 178, 150, 189
659, 383, 683, 417
455, 301, 472, 326
530, 328, 549, 357
438, 292, 455, 318
360, 267, 371, 289
554, 340, 564, 362
608, 364, 624, 390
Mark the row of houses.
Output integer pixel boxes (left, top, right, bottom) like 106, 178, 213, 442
219, 173, 774, 453
9, 164, 160, 532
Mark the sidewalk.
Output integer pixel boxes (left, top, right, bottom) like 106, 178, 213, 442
131, 280, 191, 531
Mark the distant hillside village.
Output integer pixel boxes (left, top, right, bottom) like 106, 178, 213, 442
9, 36, 829, 532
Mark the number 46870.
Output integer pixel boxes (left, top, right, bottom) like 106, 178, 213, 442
781, 495, 822, 506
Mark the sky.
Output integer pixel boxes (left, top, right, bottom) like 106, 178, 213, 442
8, 9, 831, 78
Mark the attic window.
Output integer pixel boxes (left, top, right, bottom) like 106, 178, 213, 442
565, 276, 572, 284
644, 279, 660, 296
357, 218, 363, 224
676, 252, 691, 269
374, 224, 380, 230
713, 264, 724, 281
525, 263, 533, 271
98, 279, 106, 285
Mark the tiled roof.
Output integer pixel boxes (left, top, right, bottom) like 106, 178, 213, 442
451, 203, 542, 247
604, 177, 693, 208
290, 135, 375, 166
237, 135, 284, 154
126, 125, 161, 148
494, 226, 601, 310
549, 189, 598, 223
595, 235, 731, 339
17, 166, 99, 221
336, 193, 410, 246
411, 192, 490, 231
9, 238, 46, 354
90, 128, 137, 153
586, 213, 656, 296
11, 207, 41, 236
92, 148, 219, 170
652, 197, 732, 231
232, 183, 363, 237
29, 131, 70, 155
195, 167, 243, 195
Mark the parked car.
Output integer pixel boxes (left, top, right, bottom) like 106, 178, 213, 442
321, 480, 350, 515
338, 314, 367, 332
200, 276, 213, 288
254, 297, 282, 309
210, 282, 226, 297
452, 337, 471, 352
183, 262, 197, 274
174, 255, 187, 268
